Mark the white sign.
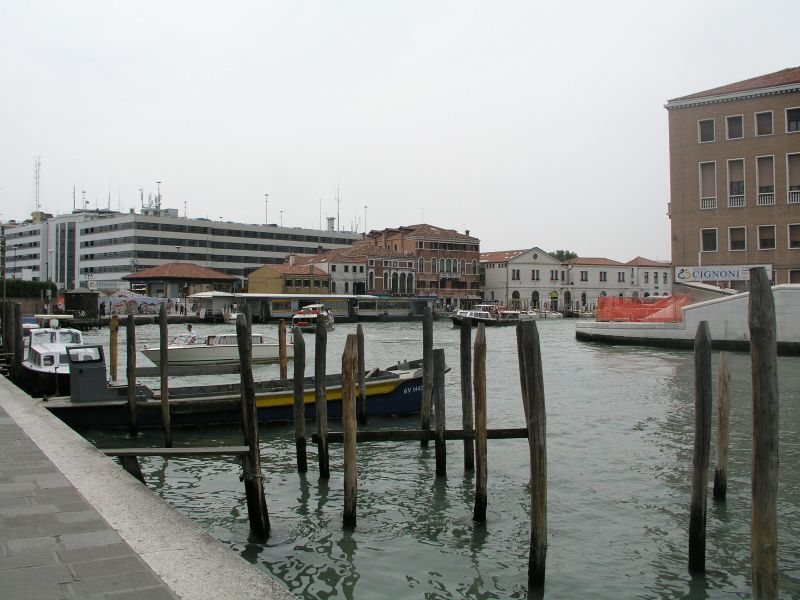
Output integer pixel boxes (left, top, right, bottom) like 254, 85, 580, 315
674, 264, 773, 282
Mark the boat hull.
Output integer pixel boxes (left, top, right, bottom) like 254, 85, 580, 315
20, 365, 71, 398
142, 344, 294, 366
44, 371, 424, 428
449, 315, 518, 327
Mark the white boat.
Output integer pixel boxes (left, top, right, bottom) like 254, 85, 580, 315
20, 326, 85, 397
539, 310, 564, 319
450, 304, 523, 327
142, 332, 293, 367
575, 284, 800, 354
291, 304, 335, 332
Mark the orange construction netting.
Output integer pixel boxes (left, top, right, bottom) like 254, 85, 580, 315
595, 295, 692, 323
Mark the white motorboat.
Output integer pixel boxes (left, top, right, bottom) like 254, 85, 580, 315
291, 304, 335, 332
142, 332, 293, 367
20, 326, 85, 397
450, 304, 523, 327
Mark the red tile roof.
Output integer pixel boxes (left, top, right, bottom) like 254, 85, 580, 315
565, 257, 625, 267
669, 66, 800, 102
480, 249, 529, 263
122, 262, 236, 281
366, 224, 479, 243
626, 256, 671, 267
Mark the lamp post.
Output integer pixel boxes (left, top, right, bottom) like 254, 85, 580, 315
280, 210, 283, 227
265, 193, 269, 225
364, 205, 368, 233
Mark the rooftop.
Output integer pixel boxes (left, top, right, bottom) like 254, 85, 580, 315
122, 262, 236, 281
667, 66, 800, 107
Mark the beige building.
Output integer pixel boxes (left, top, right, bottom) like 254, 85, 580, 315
247, 261, 330, 294
666, 66, 800, 287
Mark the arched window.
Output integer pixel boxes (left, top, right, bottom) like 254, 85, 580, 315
399, 273, 406, 293
511, 290, 520, 308
439, 258, 445, 273
368, 272, 374, 291
392, 272, 399, 293
408, 273, 413, 291
580, 292, 587, 308
344, 282, 349, 293
418, 257, 425, 274
471, 259, 478, 274
460, 259, 466, 274
331, 282, 337, 293
532, 291, 540, 309
383, 272, 389, 291
431, 257, 437, 273
445, 258, 452, 273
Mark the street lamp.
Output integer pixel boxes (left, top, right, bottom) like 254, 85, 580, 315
265, 193, 269, 225
280, 210, 283, 227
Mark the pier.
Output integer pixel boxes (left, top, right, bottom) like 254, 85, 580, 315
0, 375, 293, 599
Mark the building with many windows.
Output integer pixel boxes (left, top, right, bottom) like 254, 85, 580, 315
482, 250, 672, 312
354, 224, 481, 308
666, 66, 800, 286
2, 207, 361, 291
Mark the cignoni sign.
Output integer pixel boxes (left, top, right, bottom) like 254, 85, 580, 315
674, 264, 773, 282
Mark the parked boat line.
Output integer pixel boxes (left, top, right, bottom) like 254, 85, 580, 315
141, 332, 293, 366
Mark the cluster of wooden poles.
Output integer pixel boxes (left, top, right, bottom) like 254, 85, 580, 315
689, 267, 778, 599
0, 302, 24, 381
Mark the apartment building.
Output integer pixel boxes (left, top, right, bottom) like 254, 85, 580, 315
2, 207, 361, 291
666, 66, 800, 287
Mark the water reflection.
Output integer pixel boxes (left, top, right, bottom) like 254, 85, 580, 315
79, 321, 800, 599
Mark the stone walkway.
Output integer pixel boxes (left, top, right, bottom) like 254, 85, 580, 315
0, 403, 177, 599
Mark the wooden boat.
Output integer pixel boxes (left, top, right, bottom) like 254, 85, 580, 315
142, 332, 293, 366
291, 304, 335, 332
450, 304, 522, 327
20, 326, 85, 397
44, 359, 426, 428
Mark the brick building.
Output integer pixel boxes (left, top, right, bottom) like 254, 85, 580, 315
666, 66, 800, 287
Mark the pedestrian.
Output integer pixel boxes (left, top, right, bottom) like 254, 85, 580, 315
187, 323, 197, 344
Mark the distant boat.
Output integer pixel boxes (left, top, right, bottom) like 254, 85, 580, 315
450, 304, 522, 327
142, 332, 293, 367
292, 304, 334, 332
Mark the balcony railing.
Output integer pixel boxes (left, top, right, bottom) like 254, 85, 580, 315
789, 190, 800, 204
438, 272, 461, 280
700, 197, 717, 210
728, 194, 745, 208
757, 192, 775, 206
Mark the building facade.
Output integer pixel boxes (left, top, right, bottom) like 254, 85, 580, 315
3, 208, 360, 291
666, 66, 800, 287
355, 224, 481, 308
247, 262, 331, 294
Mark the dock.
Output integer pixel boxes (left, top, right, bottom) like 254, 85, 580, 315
0, 376, 293, 600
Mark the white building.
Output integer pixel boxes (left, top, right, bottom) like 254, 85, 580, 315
2, 208, 361, 291
481, 249, 673, 312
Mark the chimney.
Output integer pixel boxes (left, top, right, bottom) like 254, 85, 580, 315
289, 254, 296, 266
465, 230, 470, 237
327, 216, 335, 231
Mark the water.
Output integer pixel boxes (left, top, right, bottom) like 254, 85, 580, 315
79, 320, 800, 599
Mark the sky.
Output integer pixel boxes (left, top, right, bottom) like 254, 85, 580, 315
2, 1, 798, 262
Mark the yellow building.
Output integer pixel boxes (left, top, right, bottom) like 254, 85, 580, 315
247, 263, 330, 294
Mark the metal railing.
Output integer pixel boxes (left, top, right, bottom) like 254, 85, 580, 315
728, 195, 745, 208
700, 197, 717, 210
757, 193, 775, 206
789, 190, 800, 204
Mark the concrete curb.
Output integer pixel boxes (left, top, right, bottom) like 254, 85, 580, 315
0, 376, 294, 600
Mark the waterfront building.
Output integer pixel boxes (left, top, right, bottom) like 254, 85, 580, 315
247, 259, 331, 294
482, 250, 673, 311
121, 262, 236, 297
666, 66, 800, 287
354, 224, 481, 308
2, 207, 361, 291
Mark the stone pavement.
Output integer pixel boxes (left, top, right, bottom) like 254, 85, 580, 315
0, 375, 295, 600
0, 403, 177, 599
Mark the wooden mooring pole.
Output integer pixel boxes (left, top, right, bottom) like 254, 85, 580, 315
12, 303, 22, 383
434, 348, 446, 478
125, 315, 138, 437
278, 319, 288, 380
357, 324, 367, 425
460, 317, 474, 471
236, 313, 270, 539
519, 321, 547, 590
342, 334, 358, 528
748, 267, 778, 599
688, 320, 712, 575
473, 323, 487, 522
293, 327, 307, 473
420, 307, 433, 447
315, 320, 330, 479
109, 314, 119, 383
713, 352, 730, 501
158, 303, 172, 448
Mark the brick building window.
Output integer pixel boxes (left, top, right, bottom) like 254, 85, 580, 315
698, 119, 714, 143
701, 229, 718, 252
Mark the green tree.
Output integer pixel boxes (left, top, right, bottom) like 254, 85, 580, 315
550, 249, 578, 262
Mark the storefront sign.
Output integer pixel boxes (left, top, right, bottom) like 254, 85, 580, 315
674, 264, 772, 282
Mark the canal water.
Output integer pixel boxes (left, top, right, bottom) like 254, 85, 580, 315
79, 319, 800, 599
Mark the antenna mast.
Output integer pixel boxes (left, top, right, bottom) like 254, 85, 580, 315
336, 185, 341, 231
34, 156, 42, 212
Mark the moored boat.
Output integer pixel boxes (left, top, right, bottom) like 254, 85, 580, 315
20, 326, 85, 397
142, 332, 293, 366
450, 304, 522, 327
44, 359, 426, 428
291, 304, 335, 332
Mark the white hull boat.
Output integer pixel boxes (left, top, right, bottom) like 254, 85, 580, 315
143, 333, 293, 367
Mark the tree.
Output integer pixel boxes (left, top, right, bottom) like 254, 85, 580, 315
550, 249, 578, 262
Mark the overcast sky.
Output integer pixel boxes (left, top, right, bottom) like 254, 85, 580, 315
2, 1, 798, 262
